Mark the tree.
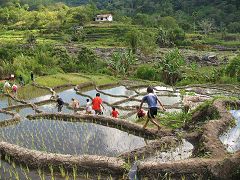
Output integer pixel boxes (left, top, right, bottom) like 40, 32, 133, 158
158, 16, 179, 30
125, 28, 141, 54
156, 27, 185, 47
199, 19, 215, 35
227, 22, 240, 33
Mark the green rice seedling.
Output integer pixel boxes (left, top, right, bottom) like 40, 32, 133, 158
59, 165, 66, 177
9, 169, 13, 178
134, 154, 138, 161
49, 165, 55, 180
65, 172, 70, 180
12, 169, 20, 180
38, 168, 45, 180
26, 165, 30, 173
11, 161, 16, 169
3, 165, 6, 173
23, 168, 30, 180
73, 166, 77, 180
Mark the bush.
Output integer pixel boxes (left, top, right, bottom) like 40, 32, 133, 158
225, 55, 240, 81
77, 47, 106, 73
157, 48, 185, 85
228, 22, 240, 33
156, 27, 186, 47
135, 65, 159, 81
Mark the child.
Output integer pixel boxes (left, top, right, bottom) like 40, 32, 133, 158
86, 99, 92, 114
12, 84, 18, 98
136, 106, 146, 119
92, 93, 105, 115
139, 86, 166, 130
71, 98, 80, 113
111, 107, 119, 118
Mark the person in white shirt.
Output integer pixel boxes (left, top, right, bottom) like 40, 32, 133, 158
3, 81, 11, 93
86, 99, 92, 114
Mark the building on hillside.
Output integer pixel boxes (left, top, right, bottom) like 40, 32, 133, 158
94, 14, 113, 22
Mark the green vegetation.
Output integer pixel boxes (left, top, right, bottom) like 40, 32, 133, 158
82, 73, 118, 86
17, 84, 50, 100
0, 0, 238, 88
34, 73, 118, 87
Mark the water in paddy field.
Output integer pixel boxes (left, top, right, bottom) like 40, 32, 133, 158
57, 88, 89, 106
0, 119, 148, 157
118, 100, 147, 108
11, 107, 36, 117
143, 139, 194, 163
0, 94, 21, 108
99, 85, 137, 97
38, 103, 73, 113
0, 113, 12, 121
220, 110, 240, 152
29, 94, 52, 103
154, 86, 174, 92
82, 89, 126, 104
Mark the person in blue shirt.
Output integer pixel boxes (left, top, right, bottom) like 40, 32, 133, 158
139, 86, 166, 130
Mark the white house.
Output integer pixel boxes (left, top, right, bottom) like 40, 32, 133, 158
95, 14, 113, 22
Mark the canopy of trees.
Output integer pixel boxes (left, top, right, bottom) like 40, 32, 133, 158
0, 0, 239, 32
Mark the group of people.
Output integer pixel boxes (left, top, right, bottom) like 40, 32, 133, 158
56, 86, 166, 129
2, 72, 35, 97
3, 81, 18, 97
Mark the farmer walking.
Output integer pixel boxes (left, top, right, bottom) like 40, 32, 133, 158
56, 95, 64, 112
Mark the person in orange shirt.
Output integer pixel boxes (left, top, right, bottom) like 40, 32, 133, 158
92, 93, 105, 115
111, 107, 119, 118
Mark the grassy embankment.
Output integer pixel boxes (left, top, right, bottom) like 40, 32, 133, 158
17, 73, 119, 99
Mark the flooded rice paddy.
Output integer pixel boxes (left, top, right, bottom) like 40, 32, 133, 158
0, 118, 147, 157
0, 94, 22, 108
220, 110, 240, 153
0, 83, 238, 179
143, 139, 194, 162
0, 112, 12, 121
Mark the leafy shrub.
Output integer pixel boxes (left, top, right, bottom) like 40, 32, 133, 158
225, 55, 240, 82
135, 65, 160, 81
77, 47, 106, 73
156, 27, 185, 47
109, 50, 137, 76
157, 48, 185, 85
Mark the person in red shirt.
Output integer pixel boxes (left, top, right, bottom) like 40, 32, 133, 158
111, 107, 119, 118
136, 106, 146, 119
92, 93, 105, 115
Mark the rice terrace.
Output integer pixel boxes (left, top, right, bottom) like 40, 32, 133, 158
0, 73, 239, 179
0, 0, 240, 179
